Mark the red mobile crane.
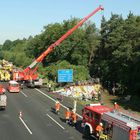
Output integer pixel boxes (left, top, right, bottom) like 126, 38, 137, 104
13, 5, 104, 87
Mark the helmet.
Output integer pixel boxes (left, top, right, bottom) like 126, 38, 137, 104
100, 122, 103, 126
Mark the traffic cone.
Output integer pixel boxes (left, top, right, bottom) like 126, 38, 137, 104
19, 111, 23, 118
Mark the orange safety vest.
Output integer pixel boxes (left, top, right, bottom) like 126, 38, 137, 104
130, 130, 137, 140
55, 102, 60, 111
65, 110, 71, 119
114, 103, 119, 110
71, 113, 77, 123
96, 125, 103, 132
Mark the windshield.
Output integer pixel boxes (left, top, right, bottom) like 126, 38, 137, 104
10, 84, 19, 87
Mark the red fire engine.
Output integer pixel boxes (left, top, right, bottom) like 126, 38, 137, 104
82, 103, 140, 140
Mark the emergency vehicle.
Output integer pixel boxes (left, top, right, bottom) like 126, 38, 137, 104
82, 103, 140, 140
0, 85, 7, 110
8, 80, 20, 93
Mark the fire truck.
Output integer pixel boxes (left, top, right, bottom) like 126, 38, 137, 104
12, 5, 104, 87
82, 103, 140, 140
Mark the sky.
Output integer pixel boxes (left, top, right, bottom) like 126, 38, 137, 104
0, 0, 139, 44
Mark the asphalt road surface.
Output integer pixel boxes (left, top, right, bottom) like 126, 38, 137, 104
0, 85, 87, 140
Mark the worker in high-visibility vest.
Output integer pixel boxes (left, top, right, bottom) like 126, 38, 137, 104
55, 100, 60, 114
65, 108, 71, 123
13, 71, 17, 81
71, 110, 77, 127
96, 122, 104, 137
114, 102, 119, 111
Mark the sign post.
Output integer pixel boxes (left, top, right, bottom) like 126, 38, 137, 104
73, 100, 77, 112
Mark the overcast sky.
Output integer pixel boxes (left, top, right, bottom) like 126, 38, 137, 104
0, 0, 139, 44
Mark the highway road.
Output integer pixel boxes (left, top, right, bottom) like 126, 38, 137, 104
0, 86, 86, 140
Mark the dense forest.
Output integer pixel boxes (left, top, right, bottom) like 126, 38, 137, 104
0, 13, 140, 96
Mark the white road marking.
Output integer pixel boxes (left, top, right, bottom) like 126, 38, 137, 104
46, 114, 65, 130
19, 117, 32, 134
20, 91, 28, 97
35, 88, 55, 102
35, 88, 82, 119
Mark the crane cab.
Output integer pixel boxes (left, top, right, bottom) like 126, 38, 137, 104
8, 80, 20, 93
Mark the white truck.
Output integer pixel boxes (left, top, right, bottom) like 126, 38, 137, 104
0, 86, 7, 110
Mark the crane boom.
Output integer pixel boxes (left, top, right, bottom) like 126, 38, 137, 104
24, 5, 104, 73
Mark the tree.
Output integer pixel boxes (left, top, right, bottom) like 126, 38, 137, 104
2, 40, 12, 50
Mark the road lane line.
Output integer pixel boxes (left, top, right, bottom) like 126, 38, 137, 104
35, 88, 82, 119
35, 88, 56, 102
46, 114, 65, 130
19, 117, 33, 134
20, 91, 28, 97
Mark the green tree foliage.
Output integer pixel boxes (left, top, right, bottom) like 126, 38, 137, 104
92, 13, 140, 95
2, 40, 12, 50
1, 39, 32, 67
25, 18, 99, 68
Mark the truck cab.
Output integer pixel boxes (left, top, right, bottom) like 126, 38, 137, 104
8, 80, 20, 93
82, 103, 111, 138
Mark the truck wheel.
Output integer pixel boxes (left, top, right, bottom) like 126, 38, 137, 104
84, 126, 90, 139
